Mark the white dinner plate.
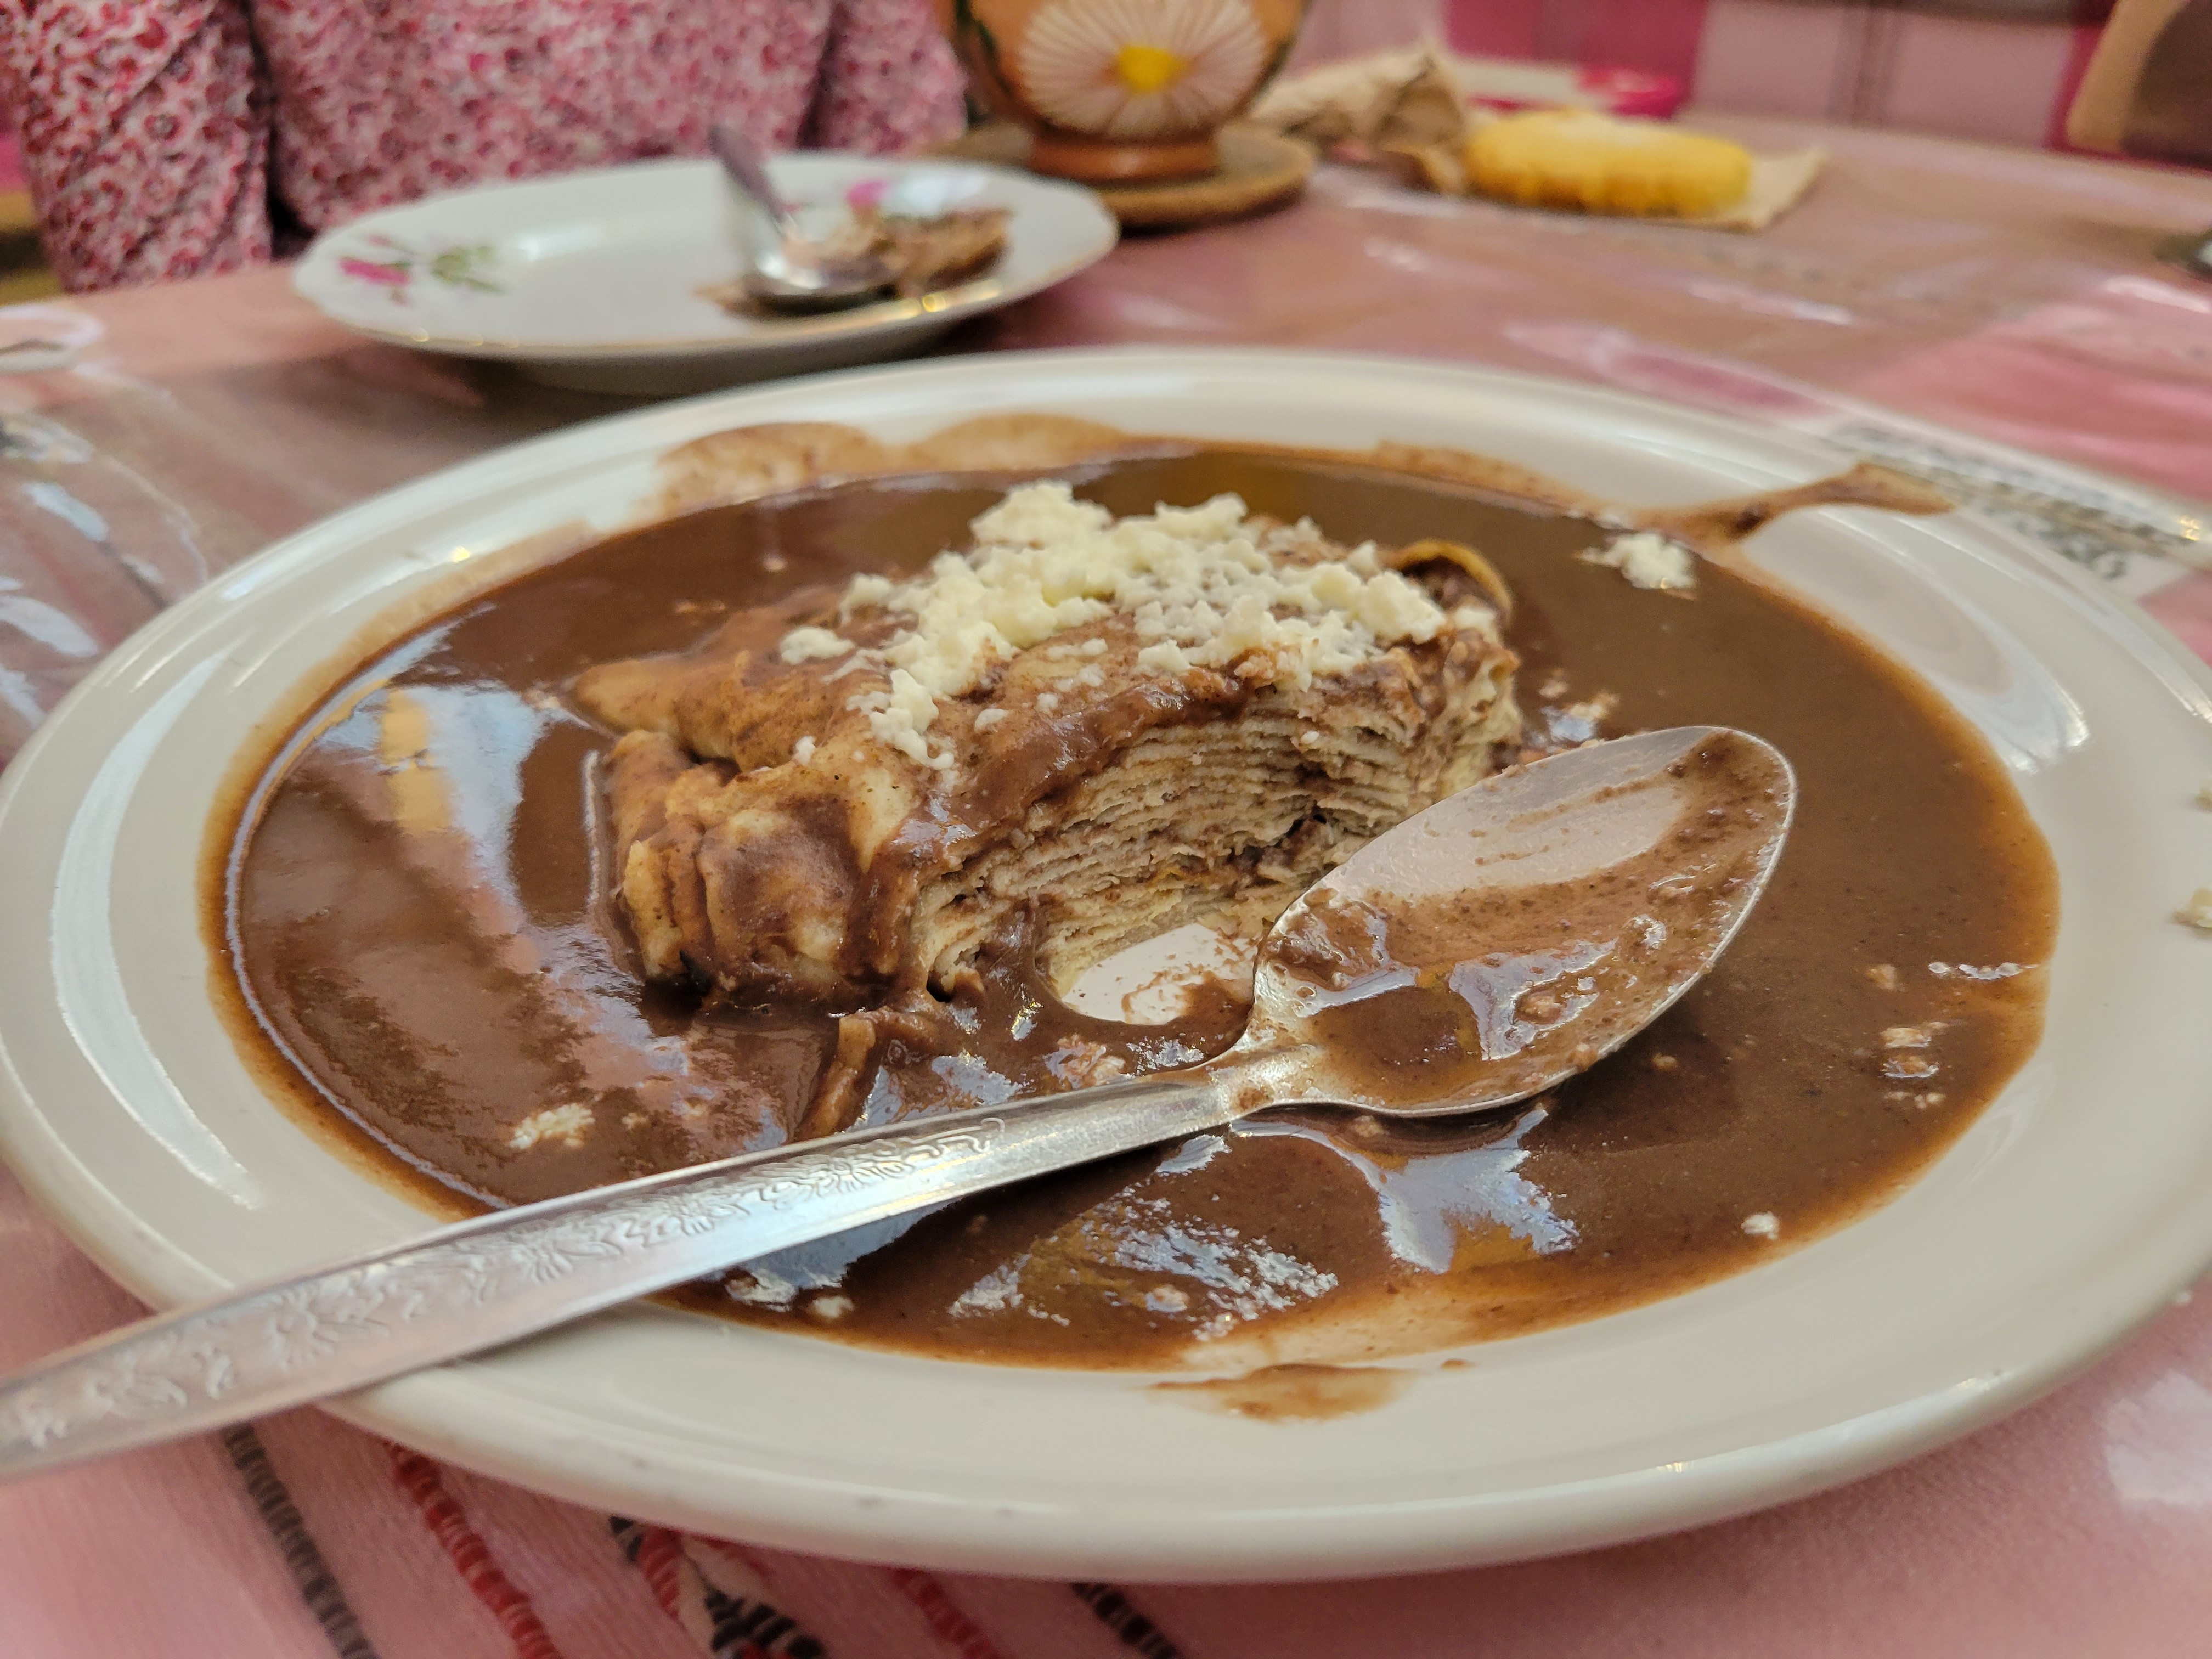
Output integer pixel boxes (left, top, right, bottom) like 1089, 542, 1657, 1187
4, 350, 2212, 1581
291, 155, 1118, 395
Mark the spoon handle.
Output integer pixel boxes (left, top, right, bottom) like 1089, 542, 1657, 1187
709, 122, 800, 238
0, 1074, 1238, 1482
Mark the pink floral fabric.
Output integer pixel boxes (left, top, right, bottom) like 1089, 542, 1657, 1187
0, 0, 966, 293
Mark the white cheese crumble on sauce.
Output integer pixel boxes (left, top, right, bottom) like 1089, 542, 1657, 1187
1741, 1212, 1781, 1240
1583, 531, 1697, 591
1561, 693, 1617, 724
792, 735, 817, 765
778, 482, 1468, 762
508, 1103, 593, 1152
778, 625, 853, 663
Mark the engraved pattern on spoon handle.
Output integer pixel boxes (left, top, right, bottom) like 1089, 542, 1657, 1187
0, 1074, 1238, 1481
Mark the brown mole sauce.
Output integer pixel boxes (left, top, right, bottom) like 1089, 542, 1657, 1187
218, 450, 2056, 1369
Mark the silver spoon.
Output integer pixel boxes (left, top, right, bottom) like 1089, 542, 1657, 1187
0, 726, 1792, 1481
708, 123, 898, 312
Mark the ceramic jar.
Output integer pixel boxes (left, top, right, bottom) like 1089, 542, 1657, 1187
939, 0, 1308, 183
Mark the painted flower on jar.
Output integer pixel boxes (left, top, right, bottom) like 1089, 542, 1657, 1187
1015, 0, 1272, 139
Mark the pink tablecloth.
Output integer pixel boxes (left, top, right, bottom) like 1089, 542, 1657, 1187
5, 118, 2212, 1656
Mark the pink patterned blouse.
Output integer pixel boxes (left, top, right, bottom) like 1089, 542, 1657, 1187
0, 0, 967, 293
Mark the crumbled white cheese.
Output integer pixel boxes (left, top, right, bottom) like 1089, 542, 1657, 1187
1583, 531, 1697, 591
509, 1103, 592, 1152
970, 480, 1110, 546
792, 735, 816, 765
1562, 694, 1617, 724
973, 707, 1008, 732
1449, 602, 1503, 644
778, 625, 852, 664
1036, 692, 1060, 715
840, 573, 894, 614
783, 483, 1467, 759
2182, 888, 2212, 931
1741, 1211, 1780, 1240
805, 1294, 854, 1322
864, 668, 954, 769
1881, 1025, 1934, 1049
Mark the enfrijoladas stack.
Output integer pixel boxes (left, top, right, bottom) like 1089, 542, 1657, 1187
576, 483, 1522, 1004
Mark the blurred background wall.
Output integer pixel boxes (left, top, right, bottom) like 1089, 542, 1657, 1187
1300, 1, 2120, 153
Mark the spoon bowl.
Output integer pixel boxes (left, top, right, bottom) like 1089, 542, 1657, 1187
709, 123, 899, 312
1229, 724, 1796, 1116
0, 727, 1793, 1481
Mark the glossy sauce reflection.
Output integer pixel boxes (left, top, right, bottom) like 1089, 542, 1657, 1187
219, 450, 2057, 1369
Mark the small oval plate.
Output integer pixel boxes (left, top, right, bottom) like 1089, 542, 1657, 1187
291, 154, 1118, 395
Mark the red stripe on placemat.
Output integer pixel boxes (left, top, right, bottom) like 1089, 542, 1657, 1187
388, 1447, 568, 1659
636, 1527, 692, 1621
886, 1568, 1008, 1659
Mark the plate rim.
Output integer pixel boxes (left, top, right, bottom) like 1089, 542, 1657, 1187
289, 153, 1120, 363
6, 345, 2212, 1580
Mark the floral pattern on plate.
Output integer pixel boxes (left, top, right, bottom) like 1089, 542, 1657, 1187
336, 235, 503, 303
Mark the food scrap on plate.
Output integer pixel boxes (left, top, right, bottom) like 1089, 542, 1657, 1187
703, 186, 1012, 315
1249, 43, 1825, 230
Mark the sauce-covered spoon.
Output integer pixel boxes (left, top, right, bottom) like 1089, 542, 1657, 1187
708, 123, 898, 312
0, 727, 1791, 1482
